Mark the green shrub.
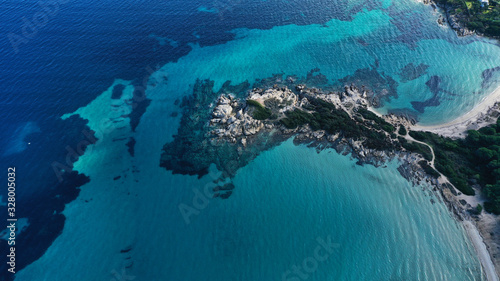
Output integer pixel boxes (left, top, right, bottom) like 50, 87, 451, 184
400, 138, 433, 161
280, 109, 314, 129
398, 126, 407, 136
247, 100, 272, 120
418, 160, 440, 178
280, 98, 394, 150
357, 108, 395, 133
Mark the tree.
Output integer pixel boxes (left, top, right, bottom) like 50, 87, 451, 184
476, 147, 496, 161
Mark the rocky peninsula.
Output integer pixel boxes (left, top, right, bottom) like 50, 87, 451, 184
162, 78, 440, 197
160, 73, 500, 279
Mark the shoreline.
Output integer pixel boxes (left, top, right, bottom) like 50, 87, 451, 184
464, 220, 499, 281
410, 85, 500, 280
449, 184, 500, 281
412, 85, 500, 139
163, 79, 500, 280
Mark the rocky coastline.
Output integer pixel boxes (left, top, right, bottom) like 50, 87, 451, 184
207, 84, 413, 166
424, 0, 500, 38
423, 0, 475, 36
161, 75, 500, 278
421, 0, 472, 36
161, 79, 445, 200
203, 83, 486, 216
442, 5, 476, 36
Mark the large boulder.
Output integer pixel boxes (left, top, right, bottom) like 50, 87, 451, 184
218, 95, 231, 105
247, 87, 297, 107
227, 121, 243, 137
213, 104, 233, 118
312, 130, 325, 139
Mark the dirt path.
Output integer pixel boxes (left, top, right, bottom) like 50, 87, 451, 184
403, 134, 499, 281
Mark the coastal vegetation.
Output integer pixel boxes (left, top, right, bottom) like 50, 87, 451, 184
409, 130, 476, 196
164, 77, 500, 215
398, 126, 407, 136
410, 118, 500, 213
280, 98, 394, 150
418, 160, 441, 178
398, 137, 433, 162
356, 108, 395, 133
436, 0, 500, 37
246, 99, 272, 120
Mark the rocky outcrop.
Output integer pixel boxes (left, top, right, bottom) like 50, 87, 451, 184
247, 86, 298, 112
445, 7, 475, 36
164, 79, 426, 184
212, 95, 233, 119
294, 84, 370, 117
209, 94, 265, 141
426, 1, 474, 37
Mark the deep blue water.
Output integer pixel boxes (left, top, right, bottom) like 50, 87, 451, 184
1, 0, 500, 280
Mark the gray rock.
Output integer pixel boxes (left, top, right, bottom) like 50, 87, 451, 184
312, 130, 325, 139
218, 95, 231, 105
236, 109, 243, 120
213, 104, 233, 118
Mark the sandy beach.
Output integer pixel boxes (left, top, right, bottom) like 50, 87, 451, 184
412, 86, 500, 138
464, 220, 500, 281
409, 86, 500, 280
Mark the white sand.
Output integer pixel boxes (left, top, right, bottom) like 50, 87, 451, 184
463, 220, 499, 281
412, 86, 500, 138
409, 86, 500, 280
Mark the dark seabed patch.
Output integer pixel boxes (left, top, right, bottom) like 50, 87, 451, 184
411, 75, 441, 113
129, 86, 152, 132
112, 84, 126, 99
338, 64, 398, 107
0, 116, 100, 279
0, 113, 99, 278
388, 7, 429, 48
398, 63, 430, 83
126, 137, 136, 157
306, 68, 329, 86
482, 65, 500, 88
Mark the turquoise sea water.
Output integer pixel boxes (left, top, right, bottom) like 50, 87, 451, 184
146, 5, 500, 125
14, 1, 500, 280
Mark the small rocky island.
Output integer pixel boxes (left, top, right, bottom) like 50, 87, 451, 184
206, 84, 403, 153
161, 78, 440, 200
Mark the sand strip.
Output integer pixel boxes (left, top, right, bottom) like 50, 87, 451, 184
412, 86, 500, 138
409, 85, 500, 280
463, 220, 499, 281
